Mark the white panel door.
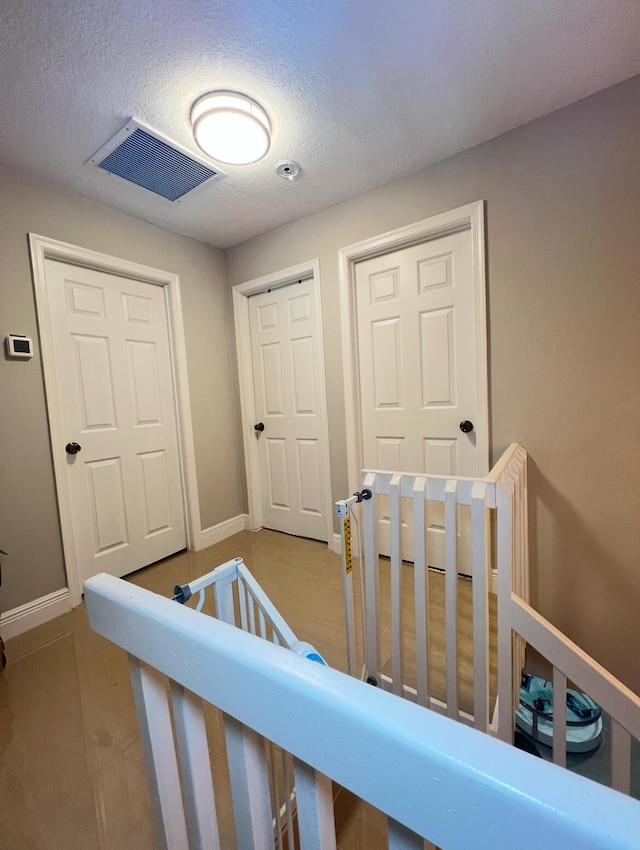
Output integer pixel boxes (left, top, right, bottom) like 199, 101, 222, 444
356, 228, 484, 571
248, 280, 329, 540
44, 259, 186, 585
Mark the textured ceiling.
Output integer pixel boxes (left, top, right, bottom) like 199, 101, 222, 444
1, 0, 639, 248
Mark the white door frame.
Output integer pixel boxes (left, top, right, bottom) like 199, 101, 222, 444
338, 201, 489, 497
29, 234, 201, 606
232, 259, 333, 545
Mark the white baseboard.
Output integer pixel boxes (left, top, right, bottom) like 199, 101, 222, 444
330, 533, 342, 554
196, 514, 250, 551
0, 588, 72, 640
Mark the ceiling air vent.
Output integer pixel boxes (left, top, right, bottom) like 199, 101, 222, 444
88, 119, 224, 201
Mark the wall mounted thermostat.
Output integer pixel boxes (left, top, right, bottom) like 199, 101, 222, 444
6, 335, 34, 359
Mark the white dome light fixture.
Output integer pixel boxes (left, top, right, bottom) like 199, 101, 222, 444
191, 91, 271, 166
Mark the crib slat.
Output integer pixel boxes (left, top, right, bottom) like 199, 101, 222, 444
237, 562, 296, 642
552, 669, 567, 768
265, 744, 284, 850
293, 758, 337, 850
387, 817, 424, 849
238, 578, 249, 632
170, 682, 221, 850
128, 657, 189, 850
444, 479, 458, 719
471, 481, 489, 732
611, 720, 631, 795
223, 715, 273, 850
248, 593, 257, 635
496, 481, 514, 743
282, 749, 296, 846
363, 472, 380, 681
412, 477, 429, 708
213, 573, 235, 626
390, 473, 403, 697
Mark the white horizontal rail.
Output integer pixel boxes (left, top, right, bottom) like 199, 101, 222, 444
511, 595, 640, 741
361, 468, 498, 507
86, 574, 640, 850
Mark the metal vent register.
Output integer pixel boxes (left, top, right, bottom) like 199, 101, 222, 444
88, 120, 223, 201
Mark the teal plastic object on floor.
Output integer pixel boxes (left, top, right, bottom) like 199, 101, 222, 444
516, 674, 603, 753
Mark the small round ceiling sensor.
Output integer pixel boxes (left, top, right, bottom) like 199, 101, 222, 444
276, 160, 301, 181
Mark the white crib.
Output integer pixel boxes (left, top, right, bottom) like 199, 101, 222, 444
337, 444, 640, 788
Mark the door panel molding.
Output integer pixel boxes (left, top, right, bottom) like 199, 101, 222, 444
29, 233, 201, 605
338, 201, 489, 498
232, 260, 333, 545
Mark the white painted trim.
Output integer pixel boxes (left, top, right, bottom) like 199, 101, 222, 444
338, 201, 489, 499
197, 514, 250, 551
232, 260, 333, 544
0, 588, 72, 640
330, 533, 342, 555
28, 234, 201, 607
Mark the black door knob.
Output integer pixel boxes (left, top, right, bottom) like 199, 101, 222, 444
459, 420, 474, 434
65, 442, 82, 454
254, 422, 265, 432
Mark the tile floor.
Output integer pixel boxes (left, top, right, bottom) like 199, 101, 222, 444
0, 531, 383, 849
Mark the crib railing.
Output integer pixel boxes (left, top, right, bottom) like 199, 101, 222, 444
85, 572, 640, 850
169, 557, 300, 848
337, 443, 640, 798
336, 443, 528, 733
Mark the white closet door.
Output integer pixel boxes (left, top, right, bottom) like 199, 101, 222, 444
356, 228, 481, 570
249, 279, 329, 541
45, 259, 186, 585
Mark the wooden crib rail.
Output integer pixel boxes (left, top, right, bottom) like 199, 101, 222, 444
511, 595, 640, 793
85, 572, 640, 850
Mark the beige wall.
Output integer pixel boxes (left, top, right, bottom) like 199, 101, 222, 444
0, 165, 244, 612
227, 76, 640, 692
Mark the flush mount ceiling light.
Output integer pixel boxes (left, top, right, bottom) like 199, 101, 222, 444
191, 92, 271, 165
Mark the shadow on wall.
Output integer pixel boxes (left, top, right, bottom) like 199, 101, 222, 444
527, 459, 639, 694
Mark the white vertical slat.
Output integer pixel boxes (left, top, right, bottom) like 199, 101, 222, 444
496, 481, 514, 743
444, 479, 459, 719
471, 480, 489, 732
170, 682, 221, 850
248, 592, 257, 635
611, 720, 632, 795
128, 656, 189, 850
213, 574, 235, 626
390, 473, 403, 697
387, 817, 424, 849
552, 668, 567, 769
281, 749, 296, 846
259, 607, 267, 640
223, 715, 273, 850
504, 469, 525, 710
293, 758, 337, 850
363, 473, 380, 682
238, 577, 249, 632
266, 743, 284, 850
412, 477, 429, 708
